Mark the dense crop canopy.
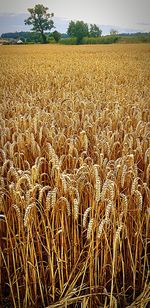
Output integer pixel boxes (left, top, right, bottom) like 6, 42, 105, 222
0, 44, 150, 307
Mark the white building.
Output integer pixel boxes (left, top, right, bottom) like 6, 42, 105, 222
17, 39, 23, 44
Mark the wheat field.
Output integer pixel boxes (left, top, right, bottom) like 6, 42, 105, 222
0, 44, 150, 307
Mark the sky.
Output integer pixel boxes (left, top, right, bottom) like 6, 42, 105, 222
0, 0, 150, 35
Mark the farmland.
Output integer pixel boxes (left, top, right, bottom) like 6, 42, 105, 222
0, 44, 150, 307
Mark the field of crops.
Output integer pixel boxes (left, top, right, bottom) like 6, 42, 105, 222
0, 44, 150, 307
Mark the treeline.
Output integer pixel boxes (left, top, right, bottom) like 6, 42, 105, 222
1, 30, 150, 45
1, 31, 68, 43
117, 32, 150, 43
1, 31, 42, 42
60, 36, 119, 45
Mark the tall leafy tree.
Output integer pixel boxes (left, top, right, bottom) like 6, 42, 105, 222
67, 20, 89, 44
52, 31, 61, 43
24, 4, 54, 43
89, 24, 102, 37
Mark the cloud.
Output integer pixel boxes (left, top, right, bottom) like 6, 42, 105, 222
137, 22, 150, 26
0, 12, 147, 35
0, 13, 70, 34
0, 0, 150, 33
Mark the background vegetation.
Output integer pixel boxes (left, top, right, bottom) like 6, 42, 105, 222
1, 31, 150, 45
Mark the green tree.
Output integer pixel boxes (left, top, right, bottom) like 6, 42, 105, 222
89, 24, 102, 37
19, 37, 25, 43
53, 30, 61, 43
67, 20, 89, 44
24, 4, 54, 43
110, 29, 118, 36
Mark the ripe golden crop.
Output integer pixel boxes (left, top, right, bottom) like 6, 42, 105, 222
0, 44, 150, 307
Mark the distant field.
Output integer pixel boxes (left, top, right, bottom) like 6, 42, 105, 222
0, 44, 150, 307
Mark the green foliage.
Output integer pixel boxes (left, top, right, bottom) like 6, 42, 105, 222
118, 34, 150, 43
52, 30, 61, 43
27, 32, 43, 43
24, 4, 54, 43
59, 36, 119, 45
1, 31, 42, 43
47, 37, 55, 44
67, 20, 89, 44
82, 35, 119, 44
59, 37, 77, 45
89, 24, 102, 37
19, 37, 25, 43
61, 33, 69, 39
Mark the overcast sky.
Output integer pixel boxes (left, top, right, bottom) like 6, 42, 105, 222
0, 0, 150, 34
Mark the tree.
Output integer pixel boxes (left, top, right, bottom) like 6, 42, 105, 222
110, 29, 118, 36
89, 24, 102, 37
67, 20, 89, 44
24, 4, 54, 43
52, 30, 61, 43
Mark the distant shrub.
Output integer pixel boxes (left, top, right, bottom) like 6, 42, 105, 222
25, 41, 35, 44
2, 42, 11, 45
82, 36, 119, 44
118, 34, 150, 44
59, 37, 77, 45
52, 31, 61, 43
47, 37, 55, 44
59, 36, 119, 45
136, 35, 150, 43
